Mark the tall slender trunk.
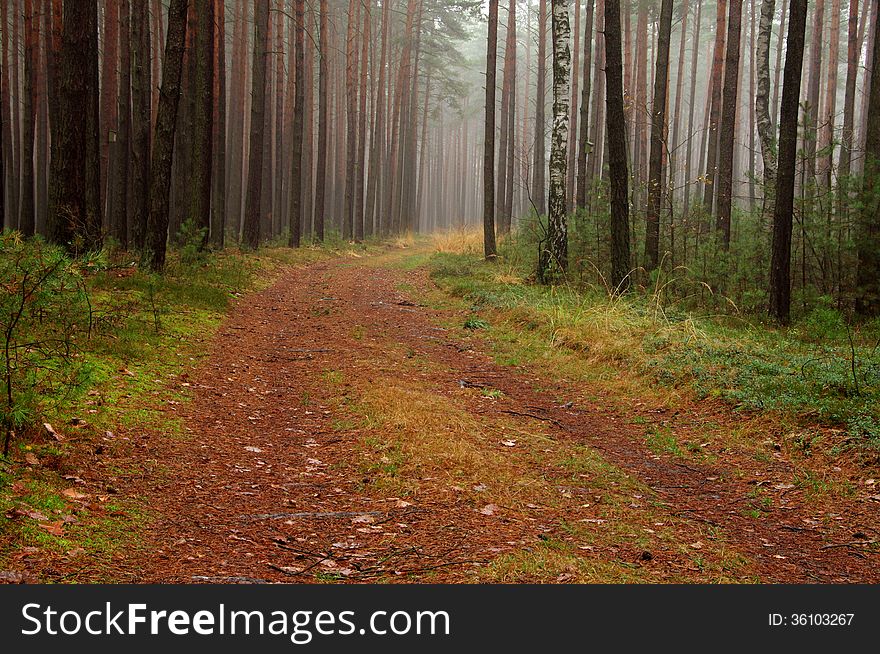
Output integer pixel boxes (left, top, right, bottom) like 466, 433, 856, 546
566, 0, 579, 211
683, 0, 702, 221
606, 0, 630, 291
540, 0, 571, 281
769, 0, 807, 323
289, 0, 305, 247
645, 0, 673, 271
756, 0, 777, 198
111, 0, 131, 248
100, 0, 119, 222
144, 0, 188, 271
532, 0, 548, 215
210, 0, 226, 248
130, 0, 152, 249
575, 0, 594, 209
314, 0, 330, 241
856, 0, 880, 315
703, 0, 728, 215
484, 0, 499, 258
242, 0, 270, 249
668, 0, 689, 206
48, 0, 101, 250
20, 0, 36, 236
838, 0, 860, 193
716, 0, 742, 249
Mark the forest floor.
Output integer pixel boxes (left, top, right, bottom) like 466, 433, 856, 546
5, 243, 880, 583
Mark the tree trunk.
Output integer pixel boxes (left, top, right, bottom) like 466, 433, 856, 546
683, 0, 702, 222
355, 0, 371, 241
189, 0, 213, 244
484, 0, 499, 258
539, 0, 571, 281
575, 0, 594, 210
210, 0, 226, 248
838, 0, 861, 194
130, 0, 152, 249
857, 0, 880, 316
242, 0, 269, 250
20, 0, 36, 236
289, 0, 305, 248
48, 0, 101, 250
111, 0, 131, 248
716, 0, 743, 249
0, 0, 12, 230
702, 0, 728, 215
606, 0, 630, 291
532, 0, 548, 215
100, 0, 119, 221
144, 0, 188, 271
314, 0, 330, 242
769, 0, 807, 323
668, 0, 689, 208
0, 48, 3, 230
497, 0, 516, 235
803, 0, 824, 190
756, 0, 777, 195
566, 0, 579, 212
645, 0, 673, 271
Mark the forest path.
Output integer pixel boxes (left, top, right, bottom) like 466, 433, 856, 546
118, 246, 880, 583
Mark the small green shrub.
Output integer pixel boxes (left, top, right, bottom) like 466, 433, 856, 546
0, 234, 92, 456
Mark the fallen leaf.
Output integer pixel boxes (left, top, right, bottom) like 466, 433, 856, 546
501, 440, 517, 447
351, 514, 376, 524
43, 423, 63, 441
690, 541, 704, 550
244, 446, 263, 453
62, 488, 87, 501
395, 500, 412, 508
24, 453, 39, 466
39, 521, 64, 537
479, 504, 499, 516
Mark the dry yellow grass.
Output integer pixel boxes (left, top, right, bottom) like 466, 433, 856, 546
430, 227, 483, 255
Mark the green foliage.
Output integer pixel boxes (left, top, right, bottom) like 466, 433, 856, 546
0, 234, 92, 456
463, 316, 490, 330
176, 219, 209, 266
429, 249, 880, 459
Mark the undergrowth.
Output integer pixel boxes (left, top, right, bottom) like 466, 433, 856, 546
427, 231, 880, 462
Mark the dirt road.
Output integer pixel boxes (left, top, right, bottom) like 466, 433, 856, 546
114, 248, 880, 583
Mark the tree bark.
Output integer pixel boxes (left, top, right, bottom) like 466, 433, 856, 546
289, 0, 305, 248
644, 0, 673, 271
111, 0, 131, 248
769, 0, 807, 323
100, 0, 119, 221
144, 0, 188, 271
716, 0, 743, 249
683, 0, 702, 222
484, 0, 499, 258
314, 0, 330, 242
48, 0, 102, 250
210, 0, 226, 248
532, 0, 548, 215
803, 0, 824, 190
130, 0, 152, 249
539, 0, 571, 281
756, 0, 777, 196
190, 0, 213, 245
242, 0, 269, 250
838, 0, 861, 192
606, 0, 630, 291
575, 0, 594, 210
702, 0, 728, 215
857, 0, 880, 316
